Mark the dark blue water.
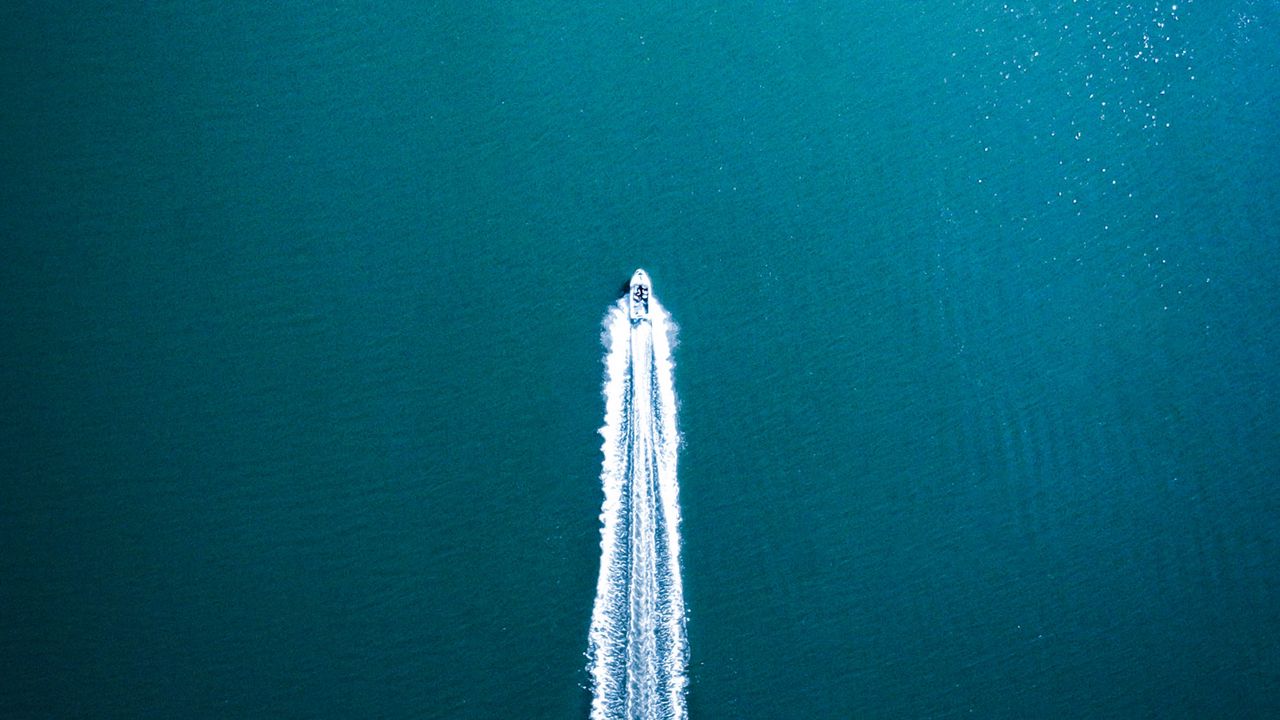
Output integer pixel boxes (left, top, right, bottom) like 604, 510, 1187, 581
2, 1, 1278, 718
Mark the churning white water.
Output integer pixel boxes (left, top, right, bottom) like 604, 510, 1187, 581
587, 294, 687, 720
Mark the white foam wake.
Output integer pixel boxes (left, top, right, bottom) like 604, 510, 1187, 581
587, 295, 687, 720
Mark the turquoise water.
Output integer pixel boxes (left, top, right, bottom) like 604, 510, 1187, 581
2, 1, 1278, 717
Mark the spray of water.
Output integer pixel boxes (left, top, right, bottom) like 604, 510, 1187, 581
587, 293, 687, 720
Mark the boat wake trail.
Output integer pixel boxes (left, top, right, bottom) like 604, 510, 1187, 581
587, 284, 687, 720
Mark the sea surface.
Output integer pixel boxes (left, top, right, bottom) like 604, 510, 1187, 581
2, 1, 1278, 718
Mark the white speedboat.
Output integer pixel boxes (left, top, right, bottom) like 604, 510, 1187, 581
628, 268, 651, 322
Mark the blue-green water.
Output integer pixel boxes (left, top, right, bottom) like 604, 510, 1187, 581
2, 1, 1278, 717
